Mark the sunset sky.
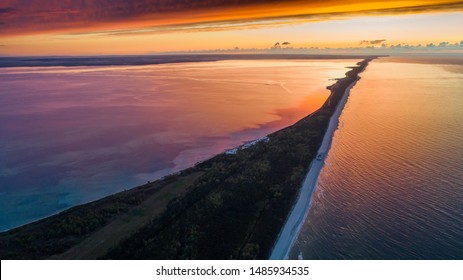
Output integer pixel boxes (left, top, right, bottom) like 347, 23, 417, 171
1, 0, 462, 55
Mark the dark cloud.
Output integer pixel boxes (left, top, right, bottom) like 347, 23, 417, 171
0, 7, 16, 14
1, 1, 462, 36
438, 41, 449, 47
360, 39, 386, 45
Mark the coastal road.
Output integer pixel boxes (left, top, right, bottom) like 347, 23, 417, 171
269, 78, 360, 260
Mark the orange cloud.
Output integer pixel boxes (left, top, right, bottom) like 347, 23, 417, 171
1, 0, 462, 37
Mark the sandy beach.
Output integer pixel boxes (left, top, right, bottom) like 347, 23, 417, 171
270, 76, 362, 260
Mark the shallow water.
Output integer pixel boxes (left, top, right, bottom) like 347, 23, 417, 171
290, 57, 463, 259
0, 59, 358, 231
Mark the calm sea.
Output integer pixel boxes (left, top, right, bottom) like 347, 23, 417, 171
0, 59, 358, 231
290, 57, 463, 259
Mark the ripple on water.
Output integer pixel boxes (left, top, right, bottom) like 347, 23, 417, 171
290, 58, 463, 259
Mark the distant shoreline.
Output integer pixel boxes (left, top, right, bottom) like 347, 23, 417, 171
0, 54, 375, 68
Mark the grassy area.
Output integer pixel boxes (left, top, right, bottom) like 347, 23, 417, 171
0, 170, 204, 259
51, 172, 204, 259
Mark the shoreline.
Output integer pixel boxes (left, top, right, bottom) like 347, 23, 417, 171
1, 58, 375, 259
0, 54, 374, 68
269, 63, 369, 259
0, 57, 371, 233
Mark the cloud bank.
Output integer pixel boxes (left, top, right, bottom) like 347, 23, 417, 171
1, 0, 463, 36
360, 39, 387, 45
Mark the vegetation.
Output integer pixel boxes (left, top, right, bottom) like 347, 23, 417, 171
0, 173, 197, 259
0, 58, 373, 259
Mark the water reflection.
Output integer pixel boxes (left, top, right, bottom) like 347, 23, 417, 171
0, 59, 358, 230
290, 58, 463, 259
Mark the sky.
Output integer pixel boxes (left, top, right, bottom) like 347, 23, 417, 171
0, 0, 462, 55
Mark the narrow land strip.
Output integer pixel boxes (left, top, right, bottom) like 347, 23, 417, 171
270, 77, 362, 259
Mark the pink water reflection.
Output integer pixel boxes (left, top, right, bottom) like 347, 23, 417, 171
0, 59, 358, 230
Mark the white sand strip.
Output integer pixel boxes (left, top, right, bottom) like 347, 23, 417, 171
269, 77, 361, 260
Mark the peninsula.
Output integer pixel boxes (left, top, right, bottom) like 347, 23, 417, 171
0, 57, 374, 259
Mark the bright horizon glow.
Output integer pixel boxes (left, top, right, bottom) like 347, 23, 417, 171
0, 1, 462, 55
